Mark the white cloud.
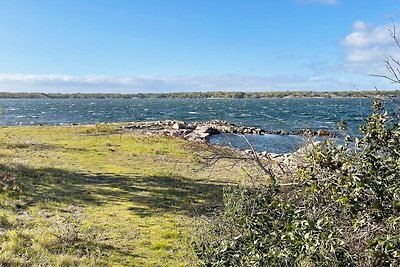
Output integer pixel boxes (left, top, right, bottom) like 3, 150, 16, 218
346, 47, 385, 63
343, 23, 393, 48
0, 73, 358, 93
342, 20, 400, 75
308, 76, 325, 82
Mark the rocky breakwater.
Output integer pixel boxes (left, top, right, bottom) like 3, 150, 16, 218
124, 119, 336, 143
124, 120, 230, 142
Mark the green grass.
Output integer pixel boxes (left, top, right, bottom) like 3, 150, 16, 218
0, 124, 243, 266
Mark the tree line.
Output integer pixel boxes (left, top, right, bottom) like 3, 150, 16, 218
0, 90, 399, 99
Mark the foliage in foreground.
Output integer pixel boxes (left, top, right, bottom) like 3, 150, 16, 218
195, 100, 400, 266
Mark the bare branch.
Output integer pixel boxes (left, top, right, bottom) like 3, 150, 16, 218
239, 134, 277, 185
371, 21, 400, 84
369, 74, 399, 83
388, 18, 400, 48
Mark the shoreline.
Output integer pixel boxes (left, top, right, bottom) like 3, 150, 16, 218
0, 91, 399, 100
122, 119, 336, 141
0, 119, 337, 140
0, 120, 321, 160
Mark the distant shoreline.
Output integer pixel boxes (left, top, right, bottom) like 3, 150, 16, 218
0, 90, 399, 99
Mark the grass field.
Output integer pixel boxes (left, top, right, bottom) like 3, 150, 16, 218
0, 124, 245, 266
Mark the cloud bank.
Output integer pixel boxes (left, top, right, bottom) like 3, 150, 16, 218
0, 73, 356, 93
342, 20, 400, 74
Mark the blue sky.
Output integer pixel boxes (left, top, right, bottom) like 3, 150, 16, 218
0, 0, 399, 93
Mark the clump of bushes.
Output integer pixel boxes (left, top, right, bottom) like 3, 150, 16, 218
194, 100, 400, 266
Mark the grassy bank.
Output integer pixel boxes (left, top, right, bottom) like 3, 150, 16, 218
0, 124, 244, 266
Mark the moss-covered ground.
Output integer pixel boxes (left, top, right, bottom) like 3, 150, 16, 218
0, 124, 243, 266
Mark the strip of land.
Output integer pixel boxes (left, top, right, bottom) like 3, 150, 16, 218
0, 90, 399, 99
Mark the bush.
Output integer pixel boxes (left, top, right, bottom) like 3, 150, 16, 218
194, 100, 400, 266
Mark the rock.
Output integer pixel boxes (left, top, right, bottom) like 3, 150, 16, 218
188, 122, 198, 129
186, 132, 209, 142
194, 125, 211, 133
259, 151, 268, 157
176, 129, 193, 136
194, 126, 220, 135
268, 153, 282, 159
292, 141, 320, 157
317, 129, 333, 137
172, 122, 188, 130
184, 126, 214, 142
244, 149, 253, 154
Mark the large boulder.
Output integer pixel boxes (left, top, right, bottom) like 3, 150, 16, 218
185, 125, 220, 142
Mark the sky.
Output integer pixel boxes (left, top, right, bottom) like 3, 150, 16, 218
0, 0, 400, 93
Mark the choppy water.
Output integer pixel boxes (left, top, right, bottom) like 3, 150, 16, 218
209, 133, 306, 154
0, 98, 397, 153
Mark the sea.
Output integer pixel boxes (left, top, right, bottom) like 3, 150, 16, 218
0, 98, 397, 153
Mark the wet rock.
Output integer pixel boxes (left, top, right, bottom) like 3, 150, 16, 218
255, 128, 263, 134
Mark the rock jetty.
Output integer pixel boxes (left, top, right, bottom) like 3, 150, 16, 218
124, 120, 336, 143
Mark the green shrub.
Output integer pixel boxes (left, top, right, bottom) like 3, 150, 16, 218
195, 100, 399, 266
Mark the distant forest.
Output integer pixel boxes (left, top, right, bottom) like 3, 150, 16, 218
0, 90, 399, 99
